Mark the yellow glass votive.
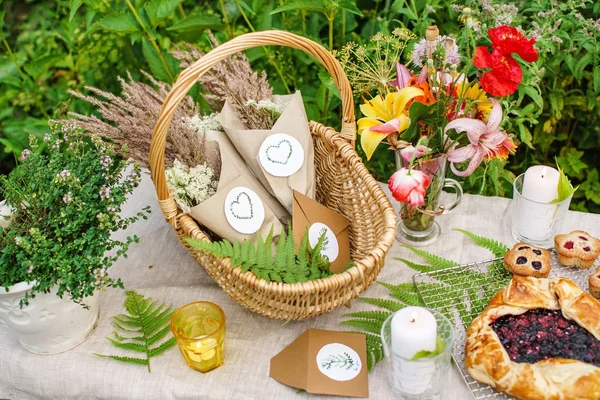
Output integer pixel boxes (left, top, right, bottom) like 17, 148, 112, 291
170, 301, 226, 373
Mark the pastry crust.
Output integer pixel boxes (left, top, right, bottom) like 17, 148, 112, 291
554, 230, 600, 269
589, 267, 600, 299
465, 276, 600, 400
503, 242, 551, 278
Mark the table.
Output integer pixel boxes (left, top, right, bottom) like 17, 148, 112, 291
1, 174, 599, 400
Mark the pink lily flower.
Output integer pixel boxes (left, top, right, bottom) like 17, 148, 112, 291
444, 98, 515, 177
388, 168, 431, 207
390, 63, 413, 89
399, 144, 432, 163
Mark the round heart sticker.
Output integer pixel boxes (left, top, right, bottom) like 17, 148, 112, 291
258, 133, 304, 177
224, 186, 265, 234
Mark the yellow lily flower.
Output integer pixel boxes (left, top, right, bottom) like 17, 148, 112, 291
357, 87, 424, 160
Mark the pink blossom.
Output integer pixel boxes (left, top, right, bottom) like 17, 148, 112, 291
399, 145, 432, 163
390, 63, 413, 89
444, 99, 516, 176
388, 168, 431, 207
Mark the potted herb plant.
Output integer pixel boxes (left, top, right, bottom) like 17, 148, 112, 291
0, 124, 150, 354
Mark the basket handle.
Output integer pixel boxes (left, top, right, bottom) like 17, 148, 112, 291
149, 30, 356, 203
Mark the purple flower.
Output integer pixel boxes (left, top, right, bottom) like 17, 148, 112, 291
99, 186, 111, 200
59, 170, 71, 180
19, 149, 32, 160
62, 193, 73, 204
412, 36, 460, 68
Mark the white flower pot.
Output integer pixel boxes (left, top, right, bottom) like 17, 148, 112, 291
0, 281, 99, 354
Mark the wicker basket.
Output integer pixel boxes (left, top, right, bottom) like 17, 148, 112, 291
149, 30, 396, 320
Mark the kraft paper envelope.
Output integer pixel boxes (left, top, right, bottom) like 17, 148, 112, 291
292, 190, 350, 273
187, 130, 289, 243
218, 91, 316, 213
270, 329, 369, 398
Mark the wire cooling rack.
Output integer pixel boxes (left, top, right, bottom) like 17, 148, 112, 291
412, 251, 598, 400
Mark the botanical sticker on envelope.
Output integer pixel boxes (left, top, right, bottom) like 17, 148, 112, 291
269, 329, 369, 398
258, 133, 304, 177
224, 186, 265, 234
292, 190, 350, 273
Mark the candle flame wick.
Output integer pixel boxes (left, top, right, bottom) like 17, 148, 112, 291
410, 310, 419, 323
541, 166, 547, 179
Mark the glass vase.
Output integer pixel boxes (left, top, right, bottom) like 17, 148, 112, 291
394, 153, 462, 246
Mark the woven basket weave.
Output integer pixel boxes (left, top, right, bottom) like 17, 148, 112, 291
149, 30, 396, 320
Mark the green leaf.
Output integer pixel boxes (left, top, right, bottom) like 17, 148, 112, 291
271, 0, 330, 14
94, 291, 176, 372
166, 14, 223, 32
401, 102, 434, 142
550, 161, 579, 203
410, 335, 446, 360
144, 0, 185, 26
23, 54, 64, 80
454, 229, 509, 258
98, 13, 140, 33
593, 68, 600, 94
69, 0, 85, 21
402, 245, 458, 269
336, 0, 362, 16
141, 37, 175, 83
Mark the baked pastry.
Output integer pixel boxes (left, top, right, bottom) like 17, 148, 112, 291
465, 276, 600, 400
554, 230, 600, 269
503, 243, 551, 278
589, 267, 600, 299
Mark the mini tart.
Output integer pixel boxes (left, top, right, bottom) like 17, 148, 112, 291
465, 276, 600, 400
554, 230, 600, 269
589, 267, 600, 299
503, 242, 551, 278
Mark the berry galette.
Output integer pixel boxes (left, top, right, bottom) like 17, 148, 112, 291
466, 276, 600, 400
503, 242, 551, 278
554, 230, 600, 269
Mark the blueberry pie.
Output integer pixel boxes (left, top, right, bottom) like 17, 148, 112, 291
466, 276, 600, 400
554, 230, 600, 269
503, 242, 551, 278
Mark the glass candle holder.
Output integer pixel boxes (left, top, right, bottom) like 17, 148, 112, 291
511, 173, 572, 248
170, 301, 225, 373
381, 309, 455, 400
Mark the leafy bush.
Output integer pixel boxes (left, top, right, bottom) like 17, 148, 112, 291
0, 0, 598, 211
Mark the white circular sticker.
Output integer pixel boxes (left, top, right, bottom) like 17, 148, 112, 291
316, 343, 362, 381
308, 222, 339, 262
258, 133, 304, 177
224, 187, 265, 234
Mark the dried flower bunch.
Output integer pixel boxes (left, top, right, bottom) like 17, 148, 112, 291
0, 125, 150, 306
171, 34, 282, 130
65, 71, 206, 170
166, 160, 218, 213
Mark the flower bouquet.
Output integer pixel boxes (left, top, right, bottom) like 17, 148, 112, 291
343, 26, 538, 243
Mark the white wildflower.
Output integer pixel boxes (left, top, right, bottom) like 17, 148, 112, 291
166, 159, 218, 213
245, 99, 286, 118
186, 113, 223, 135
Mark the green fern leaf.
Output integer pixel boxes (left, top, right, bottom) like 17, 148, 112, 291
341, 319, 383, 334
454, 229, 510, 258
378, 282, 425, 306
95, 291, 176, 372
358, 297, 405, 311
343, 310, 391, 322
402, 245, 458, 269
274, 229, 287, 272
394, 258, 437, 273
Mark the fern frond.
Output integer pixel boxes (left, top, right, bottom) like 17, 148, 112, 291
378, 282, 425, 306
342, 310, 391, 322
402, 245, 458, 269
341, 319, 384, 334
94, 291, 175, 372
454, 229, 509, 258
357, 297, 405, 311
93, 354, 149, 366
394, 258, 437, 273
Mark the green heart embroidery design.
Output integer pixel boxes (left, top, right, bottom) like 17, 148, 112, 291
229, 192, 254, 220
265, 139, 293, 165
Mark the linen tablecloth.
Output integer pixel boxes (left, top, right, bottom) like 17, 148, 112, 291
1, 173, 599, 400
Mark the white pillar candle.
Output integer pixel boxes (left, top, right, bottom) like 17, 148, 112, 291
522, 166, 559, 203
518, 166, 561, 242
390, 307, 438, 395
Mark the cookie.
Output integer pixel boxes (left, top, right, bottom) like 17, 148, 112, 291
554, 230, 600, 269
503, 243, 551, 278
589, 267, 600, 299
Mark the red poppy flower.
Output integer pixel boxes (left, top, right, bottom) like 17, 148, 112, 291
474, 26, 539, 97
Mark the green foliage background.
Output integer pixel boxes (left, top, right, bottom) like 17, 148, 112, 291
1, 0, 598, 212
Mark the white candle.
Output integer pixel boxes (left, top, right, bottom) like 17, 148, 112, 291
390, 307, 438, 395
522, 166, 559, 203
518, 166, 561, 243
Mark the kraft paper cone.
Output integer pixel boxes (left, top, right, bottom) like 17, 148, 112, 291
218, 91, 315, 213
187, 130, 289, 243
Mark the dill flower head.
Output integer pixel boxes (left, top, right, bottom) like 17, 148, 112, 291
336, 29, 416, 94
